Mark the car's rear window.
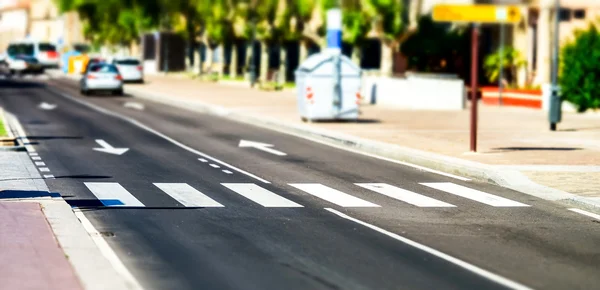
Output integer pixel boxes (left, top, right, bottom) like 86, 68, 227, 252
39, 43, 57, 52
115, 59, 140, 65
89, 64, 119, 73
7, 44, 34, 56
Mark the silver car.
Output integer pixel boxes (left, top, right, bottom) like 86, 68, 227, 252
80, 63, 124, 96
112, 58, 143, 83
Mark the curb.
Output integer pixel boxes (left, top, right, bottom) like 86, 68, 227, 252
121, 85, 600, 209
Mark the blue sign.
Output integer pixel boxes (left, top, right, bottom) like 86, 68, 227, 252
326, 9, 342, 53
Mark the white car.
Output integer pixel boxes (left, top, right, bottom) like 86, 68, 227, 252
7, 40, 60, 69
80, 63, 124, 96
112, 58, 143, 83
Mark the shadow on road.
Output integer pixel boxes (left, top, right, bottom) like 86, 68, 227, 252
491, 147, 582, 152
0, 190, 61, 199
24, 136, 84, 140
0, 79, 46, 89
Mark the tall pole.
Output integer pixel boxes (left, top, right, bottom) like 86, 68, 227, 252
470, 24, 480, 152
249, 1, 257, 88
549, 0, 561, 131
498, 23, 505, 106
327, 8, 343, 115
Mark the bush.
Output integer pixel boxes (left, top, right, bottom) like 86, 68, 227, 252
560, 25, 600, 112
483, 46, 526, 87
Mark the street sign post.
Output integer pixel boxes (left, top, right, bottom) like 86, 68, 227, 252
433, 4, 521, 152
326, 8, 343, 114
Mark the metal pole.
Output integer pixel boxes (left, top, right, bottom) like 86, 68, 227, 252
470, 24, 480, 152
498, 23, 505, 106
249, 6, 257, 88
549, 0, 561, 131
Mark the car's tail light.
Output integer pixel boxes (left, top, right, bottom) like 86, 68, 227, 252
115, 75, 123, 80
47, 51, 58, 59
87, 74, 97, 79
137, 66, 143, 71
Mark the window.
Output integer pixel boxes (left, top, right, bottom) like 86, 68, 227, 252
39, 43, 56, 52
90, 64, 118, 73
574, 9, 586, 20
115, 59, 140, 65
559, 8, 571, 21
7, 44, 34, 56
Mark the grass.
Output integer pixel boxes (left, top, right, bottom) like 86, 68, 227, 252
0, 117, 7, 137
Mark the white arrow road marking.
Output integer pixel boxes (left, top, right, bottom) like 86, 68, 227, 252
39, 102, 57, 110
123, 102, 145, 111
93, 139, 129, 155
239, 140, 287, 156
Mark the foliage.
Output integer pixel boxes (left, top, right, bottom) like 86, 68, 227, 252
560, 24, 600, 112
483, 46, 526, 86
401, 16, 470, 74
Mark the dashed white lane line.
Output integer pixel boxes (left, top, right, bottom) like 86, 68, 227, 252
32, 156, 42, 160
198, 158, 208, 163
73, 209, 144, 290
209, 164, 220, 169
43, 175, 55, 179
55, 90, 270, 184
325, 208, 533, 290
39, 167, 50, 172
35, 161, 46, 166
569, 208, 600, 221
29, 152, 39, 156
222, 170, 233, 174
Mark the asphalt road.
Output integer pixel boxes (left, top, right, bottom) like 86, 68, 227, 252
1, 76, 599, 290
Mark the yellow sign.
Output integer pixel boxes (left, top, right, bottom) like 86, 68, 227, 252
433, 4, 521, 24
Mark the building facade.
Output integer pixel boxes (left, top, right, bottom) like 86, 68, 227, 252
0, 0, 84, 52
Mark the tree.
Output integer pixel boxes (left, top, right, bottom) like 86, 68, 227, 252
363, 0, 404, 76
560, 24, 600, 112
402, 16, 470, 75
483, 46, 526, 87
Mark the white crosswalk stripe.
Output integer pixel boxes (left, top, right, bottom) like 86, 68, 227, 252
289, 183, 380, 207
154, 183, 223, 207
357, 183, 456, 207
84, 182, 144, 207
222, 183, 303, 207
420, 182, 530, 207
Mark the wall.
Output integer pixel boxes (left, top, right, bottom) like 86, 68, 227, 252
0, 9, 28, 50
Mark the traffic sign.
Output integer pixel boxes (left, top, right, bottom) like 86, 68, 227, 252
433, 4, 521, 24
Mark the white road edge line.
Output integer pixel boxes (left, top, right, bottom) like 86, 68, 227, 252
568, 208, 600, 221
325, 208, 533, 290
52, 89, 270, 184
73, 209, 144, 290
5, 112, 36, 153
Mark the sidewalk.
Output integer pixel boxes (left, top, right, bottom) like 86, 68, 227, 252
124, 74, 599, 208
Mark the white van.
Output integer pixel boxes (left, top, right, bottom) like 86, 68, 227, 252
7, 40, 60, 68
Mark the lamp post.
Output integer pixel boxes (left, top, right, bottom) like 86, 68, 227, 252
549, 0, 561, 131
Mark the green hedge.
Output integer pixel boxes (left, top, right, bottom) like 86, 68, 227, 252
560, 25, 600, 112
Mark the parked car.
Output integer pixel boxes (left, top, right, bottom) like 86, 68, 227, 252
2, 54, 44, 76
80, 63, 124, 96
7, 40, 59, 69
112, 57, 144, 83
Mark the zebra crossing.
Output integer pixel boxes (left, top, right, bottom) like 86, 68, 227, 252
78, 181, 532, 210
